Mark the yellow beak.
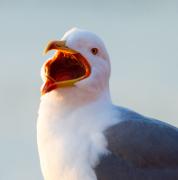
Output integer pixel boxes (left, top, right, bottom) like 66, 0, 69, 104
41, 40, 91, 95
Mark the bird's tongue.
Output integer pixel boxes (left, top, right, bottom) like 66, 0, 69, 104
57, 73, 72, 81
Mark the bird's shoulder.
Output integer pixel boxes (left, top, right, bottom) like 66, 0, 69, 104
104, 106, 178, 168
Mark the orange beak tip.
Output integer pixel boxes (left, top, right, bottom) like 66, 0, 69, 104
43, 46, 50, 55
41, 81, 57, 95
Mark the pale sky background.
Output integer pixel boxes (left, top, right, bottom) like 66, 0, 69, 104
0, 0, 178, 179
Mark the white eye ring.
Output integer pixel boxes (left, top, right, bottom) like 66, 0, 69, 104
91, 48, 98, 55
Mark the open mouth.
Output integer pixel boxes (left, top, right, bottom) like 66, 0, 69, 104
45, 52, 90, 83
41, 41, 91, 95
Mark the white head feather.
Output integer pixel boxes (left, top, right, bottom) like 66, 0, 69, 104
41, 28, 111, 103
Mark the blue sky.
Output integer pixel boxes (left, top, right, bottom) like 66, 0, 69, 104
0, 0, 178, 179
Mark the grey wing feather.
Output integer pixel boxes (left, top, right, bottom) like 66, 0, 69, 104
95, 106, 178, 180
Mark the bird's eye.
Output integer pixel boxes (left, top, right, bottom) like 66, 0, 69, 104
91, 48, 98, 55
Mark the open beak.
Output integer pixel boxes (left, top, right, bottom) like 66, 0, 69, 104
41, 40, 91, 95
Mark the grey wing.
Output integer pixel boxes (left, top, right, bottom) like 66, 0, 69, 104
95, 107, 178, 180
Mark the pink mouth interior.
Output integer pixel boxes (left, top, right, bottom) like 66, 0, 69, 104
46, 52, 86, 82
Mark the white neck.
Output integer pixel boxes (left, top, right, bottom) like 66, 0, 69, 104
37, 87, 119, 180
40, 85, 111, 117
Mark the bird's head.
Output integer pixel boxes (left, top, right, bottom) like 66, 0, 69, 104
41, 28, 111, 98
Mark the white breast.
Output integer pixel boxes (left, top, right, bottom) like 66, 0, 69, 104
37, 91, 119, 180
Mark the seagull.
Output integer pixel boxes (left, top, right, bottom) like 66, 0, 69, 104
37, 28, 178, 180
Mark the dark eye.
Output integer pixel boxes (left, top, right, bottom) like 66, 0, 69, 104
91, 48, 98, 55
